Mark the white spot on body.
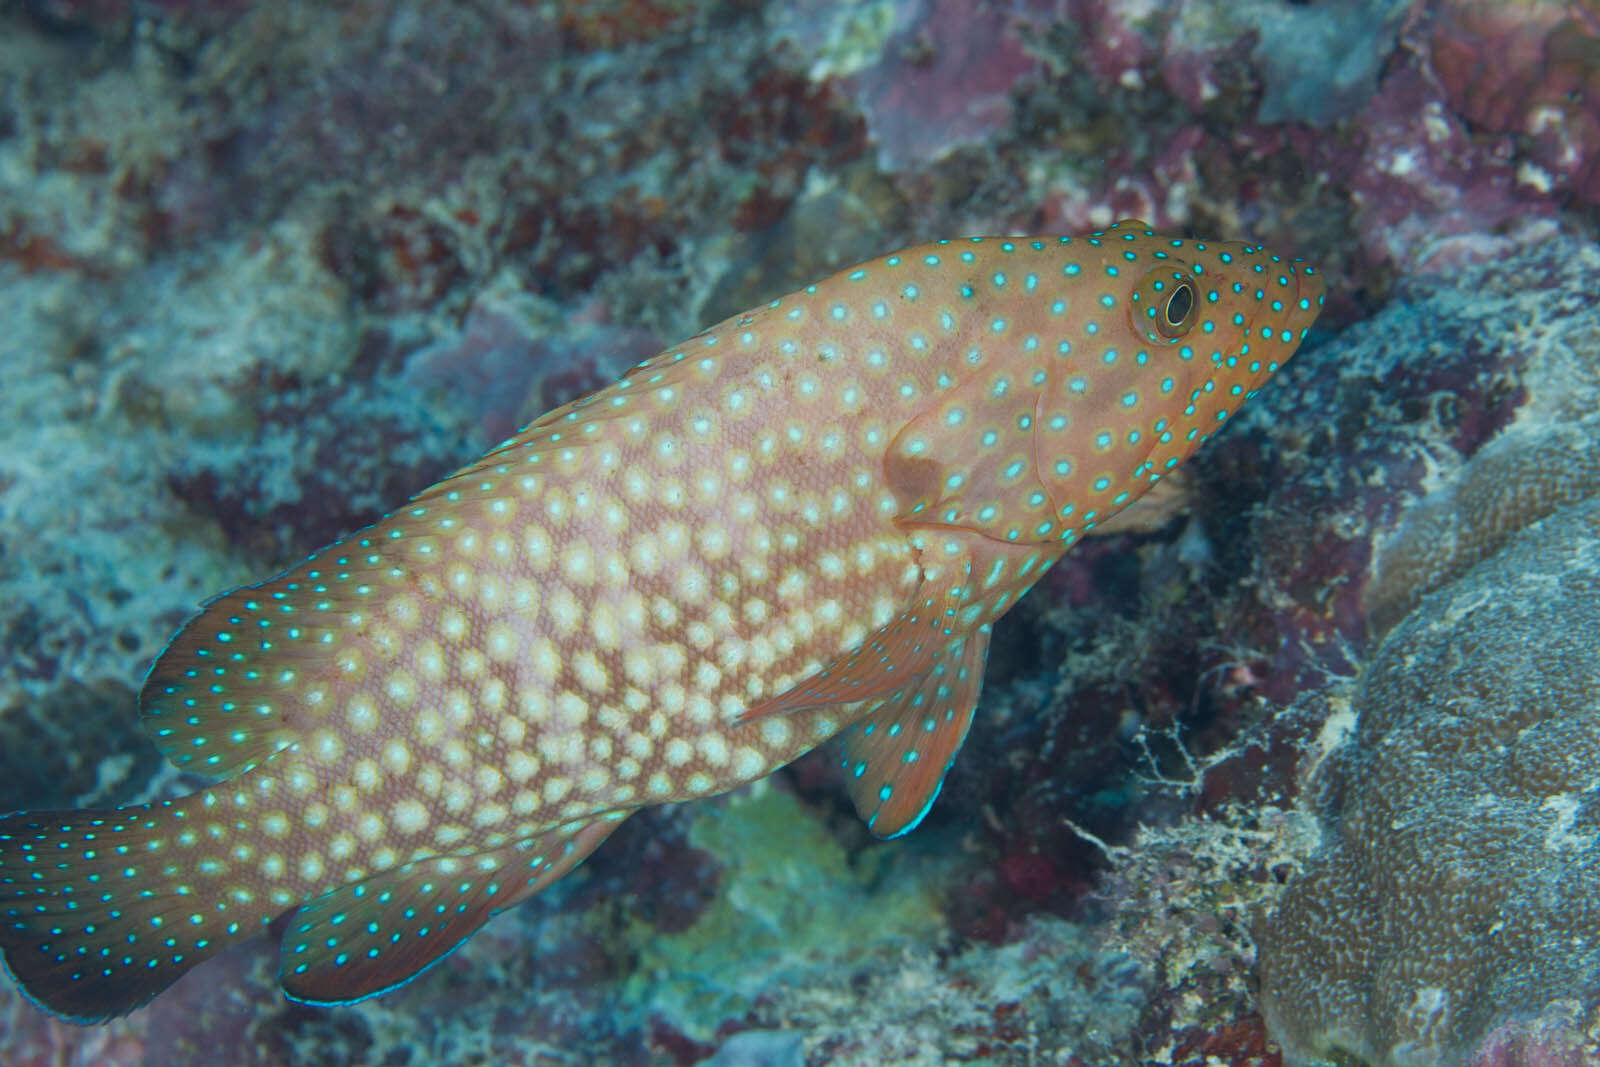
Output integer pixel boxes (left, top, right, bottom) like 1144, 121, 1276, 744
505, 748, 540, 783
352, 759, 381, 792
486, 623, 518, 662
393, 799, 429, 835
346, 698, 378, 732
733, 747, 765, 779
381, 739, 412, 776
699, 735, 730, 767
312, 730, 343, 763
760, 718, 793, 748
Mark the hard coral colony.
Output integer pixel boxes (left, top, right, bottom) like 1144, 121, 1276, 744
0, 220, 1322, 1021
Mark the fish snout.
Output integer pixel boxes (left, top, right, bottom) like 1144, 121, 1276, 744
1239, 257, 1325, 360
1291, 260, 1326, 331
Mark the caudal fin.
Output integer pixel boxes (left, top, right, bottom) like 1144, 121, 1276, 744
0, 797, 276, 1022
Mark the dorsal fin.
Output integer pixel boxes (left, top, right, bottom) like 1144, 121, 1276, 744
467, 322, 756, 472
140, 581, 310, 780
138, 535, 411, 779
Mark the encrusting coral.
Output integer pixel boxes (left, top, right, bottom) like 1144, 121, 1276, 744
1256, 236, 1600, 1066
1259, 497, 1600, 1065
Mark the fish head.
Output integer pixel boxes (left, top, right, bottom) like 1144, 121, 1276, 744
1117, 222, 1325, 402
1031, 219, 1326, 534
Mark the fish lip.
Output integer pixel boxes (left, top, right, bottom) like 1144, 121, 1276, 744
1233, 261, 1318, 356
1292, 260, 1325, 327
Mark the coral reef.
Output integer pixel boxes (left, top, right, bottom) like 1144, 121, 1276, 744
1426, 0, 1600, 206
809, 0, 1066, 173
3, 0, 1600, 1063
1166, 0, 1413, 127
1260, 498, 1600, 1065
1252, 236, 1600, 1064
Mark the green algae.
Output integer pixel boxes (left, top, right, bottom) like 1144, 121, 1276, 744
623, 781, 952, 1039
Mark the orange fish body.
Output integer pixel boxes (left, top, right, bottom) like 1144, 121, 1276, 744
0, 220, 1323, 1020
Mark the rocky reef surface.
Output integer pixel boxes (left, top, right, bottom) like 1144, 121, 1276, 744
1, 1, 1598, 1064
1256, 237, 1600, 1065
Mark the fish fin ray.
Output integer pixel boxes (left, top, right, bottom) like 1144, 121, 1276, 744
885, 380, 1062, 543
138, 527, 429, 780
0, 798, 275, 1022
279, 814, 625, 1007
140, 579, 309, 779
838, 623, 992, 838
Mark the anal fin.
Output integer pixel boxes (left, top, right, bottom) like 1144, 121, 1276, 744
839, 624, 993, 838
280, 814, 625, 1006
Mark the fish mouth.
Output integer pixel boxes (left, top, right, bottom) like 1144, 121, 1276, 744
1246, 260, 1324, 343
1292, 260, 1326, 330
1223, 258, 1323, 385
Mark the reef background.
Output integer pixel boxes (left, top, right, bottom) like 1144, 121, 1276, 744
1, 1, 1598, 1064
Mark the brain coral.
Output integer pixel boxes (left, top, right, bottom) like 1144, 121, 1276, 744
1259, 494, 1600, 1064
1362, 415, 1600, 637
1256, 247, 1600, 1067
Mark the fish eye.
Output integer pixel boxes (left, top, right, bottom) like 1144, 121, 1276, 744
1129, 268, 1198, 344
1161, 284, 1195, 334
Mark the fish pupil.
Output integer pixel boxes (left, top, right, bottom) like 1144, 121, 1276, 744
1164, 284, 1195, 329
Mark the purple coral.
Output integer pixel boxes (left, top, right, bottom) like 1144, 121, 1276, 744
842, 0, 1066, 172
1426, 0, 1600, 205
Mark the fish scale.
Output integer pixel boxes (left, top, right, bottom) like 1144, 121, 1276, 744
0, 219, 1323, 1021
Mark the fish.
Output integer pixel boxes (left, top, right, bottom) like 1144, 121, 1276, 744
0, 219, 1323, 1021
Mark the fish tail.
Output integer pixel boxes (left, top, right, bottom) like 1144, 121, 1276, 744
0, 791, 276, 1022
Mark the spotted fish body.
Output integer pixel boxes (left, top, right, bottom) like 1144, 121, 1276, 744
0, 220, 1322, 1020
